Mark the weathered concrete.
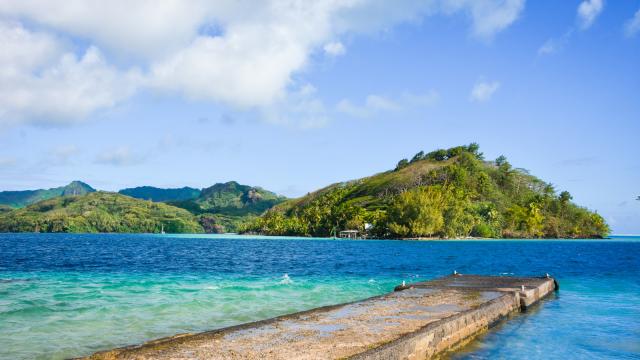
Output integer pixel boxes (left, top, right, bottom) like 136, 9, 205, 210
84, 274, 557, 360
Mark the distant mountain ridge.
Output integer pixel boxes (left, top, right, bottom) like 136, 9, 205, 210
173, 181, 285, 214
0, 181, 286, 234
119, 186, 201, 202
0, 181, 95, 208
168, 181, 287, 233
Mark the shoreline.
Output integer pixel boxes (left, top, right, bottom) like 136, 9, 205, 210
0, 231, 611, 241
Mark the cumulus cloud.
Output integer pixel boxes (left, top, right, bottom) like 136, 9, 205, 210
0, 1, 211, 60
0, 21, 139, 127
337, 90, 438, 118
94, 146, 144, 166
0, 1, 525, 127
470, 80, 500, 102
323, 41, 346, 56
625, 9, 640, 37
577, 0, 604, 30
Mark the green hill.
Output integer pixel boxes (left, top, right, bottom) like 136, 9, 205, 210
119, 186, 201, 202
242, 144, 609, 239
0, 192, 203, 233
169, 181, 287, 233
0, 181, 95, 208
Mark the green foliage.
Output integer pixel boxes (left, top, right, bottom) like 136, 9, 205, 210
245, 144, 609, 239
119, 186, 201, 202
495, 155, 507, 167
170, 182, 285, 215
0, 181, 95, 208
410, 151, 424, 163
0, 192, 203, 233
559, 191, 572, 204
395, 158, 409, 170
167, 181, 287, 233
197, 213, 258, 234
387, 186, 445, 237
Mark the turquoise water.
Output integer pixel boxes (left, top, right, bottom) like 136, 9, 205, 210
0, 234, 639, 359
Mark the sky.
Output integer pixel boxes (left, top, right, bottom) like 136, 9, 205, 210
0, 0, 638, 233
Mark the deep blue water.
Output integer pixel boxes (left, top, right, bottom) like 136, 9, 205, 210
1, 233, 639, 359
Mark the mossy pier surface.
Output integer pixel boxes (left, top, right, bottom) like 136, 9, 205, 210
84, 274, 557, 360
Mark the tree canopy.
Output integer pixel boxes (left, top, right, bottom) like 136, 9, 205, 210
242, 144, 609, 239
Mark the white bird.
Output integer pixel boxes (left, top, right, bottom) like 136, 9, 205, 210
453, 270, 458, 275
546, 273, 550, 278
521, 285, 525, 291
402, 281, 406, 287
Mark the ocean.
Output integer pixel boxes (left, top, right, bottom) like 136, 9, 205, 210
0, 234, 638, 359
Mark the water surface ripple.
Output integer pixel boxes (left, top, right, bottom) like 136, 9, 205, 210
0, 234, 638, 359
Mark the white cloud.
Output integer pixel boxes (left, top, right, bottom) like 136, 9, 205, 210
366, 95, 401, 111
94, 146, 144, 166
262, 84, 329, 129
323, 41, 346, 56
0, 21, 140, 127
0, 1, 525, 127
577, 0, 604, 30
625, 9, 640, 37
537, 29, 574, 56
337, 90, 438, 118
470, 80, 500, 102
336, 99, 369, 118
401, 91, 440, 107
538, 0, 604, 57
442, 0, 526, 39
0, 1, 211, 60
538, 39, 557, 55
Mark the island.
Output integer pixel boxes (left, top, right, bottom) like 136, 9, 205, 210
0, 144, 608, 238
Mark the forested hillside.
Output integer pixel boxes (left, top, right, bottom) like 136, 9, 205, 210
0, 192, 203, 233
243, 144, 609, 239
169, 181, 286, 233
118, 186, 201, 202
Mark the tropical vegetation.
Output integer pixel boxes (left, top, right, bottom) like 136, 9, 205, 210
0, 192, 203, 233
242, 144, 609, 239
0, 181, 286, 234
168, 181, 286, 233
118, 186, 201, 202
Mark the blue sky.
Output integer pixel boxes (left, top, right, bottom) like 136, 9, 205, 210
0, 0, 638, 233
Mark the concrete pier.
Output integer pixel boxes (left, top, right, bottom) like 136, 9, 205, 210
85, 274, 556, 360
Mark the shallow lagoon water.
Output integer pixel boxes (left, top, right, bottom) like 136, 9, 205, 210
0, 234, 638, 359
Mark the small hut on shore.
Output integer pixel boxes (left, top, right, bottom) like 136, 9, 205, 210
339, 230, 359, 239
